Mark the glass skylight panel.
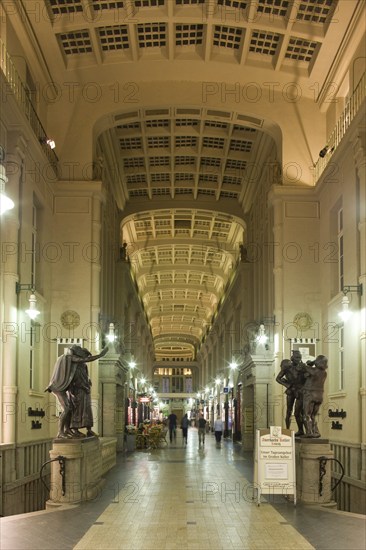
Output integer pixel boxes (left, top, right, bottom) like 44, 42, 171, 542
225, 159, 246, 170
202, 137, 225, 149
220, 190, 238, 198
92, 0, 124, 10
134, 0, 164, 6
127, 174, 147, 183
198, 189, 216, 196
213, 221, 230, 229
152, 188, 170, 195
129, 189, 149, 197
199, 174, 218, 183
155, 218, 171, 227
135, 219, 152, 230
223, 175, 242, 185
175, 188, 194, 194
256, 0, 289, 18
213, 25, 243, 50
137, 23, 166, 48
123, 158, 145, 168
194, 219, 210, 227
146, 119, 170, 128
58, 30, 92, 55
233, 125, 256, 133
175, 119, 200, 127
285, 37, 319, 62
204, 121, 228, 130
151, 173, 170, 182
147, 136, 170, 148
49, 0, 83, 15
296, 0, 335, 24
229, 139, 252, 152
149, 157, 170, 166
217, 0, 247, 9
175, 156, 196, 165
98, 26, 129, 51
118, 122, 141, 130
249, 30, 280, 55
120, 137, 142, 149
175, 174, 194, 181
175, 24, 204, 46
175, 136, 198, 147
176, 0, 205, 4
201, 157, 221, 167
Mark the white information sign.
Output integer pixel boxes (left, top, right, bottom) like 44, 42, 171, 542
254, 426, 296, 506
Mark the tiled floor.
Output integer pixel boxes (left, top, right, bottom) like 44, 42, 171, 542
1, 429, 365, 550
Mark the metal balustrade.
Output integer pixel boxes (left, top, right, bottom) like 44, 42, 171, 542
0, 38, 58, 171
313, 72, 366, 183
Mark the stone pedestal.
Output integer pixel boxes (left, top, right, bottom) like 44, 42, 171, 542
295, 438, 334, 504
46, 437, 105, 508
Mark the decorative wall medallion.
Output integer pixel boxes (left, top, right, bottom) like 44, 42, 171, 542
293, 312, 313, 331
60, 310, 80, 329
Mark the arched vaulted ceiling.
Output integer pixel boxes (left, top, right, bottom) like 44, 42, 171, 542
15, 0, 360, 359
98, 105, 276, 358
122, 207, 245, 358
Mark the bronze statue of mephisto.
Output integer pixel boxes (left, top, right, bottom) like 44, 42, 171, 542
46, 344, 108, 439
276, 350, 328, 438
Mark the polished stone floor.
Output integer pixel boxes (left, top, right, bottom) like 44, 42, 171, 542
1, 429, 365, 550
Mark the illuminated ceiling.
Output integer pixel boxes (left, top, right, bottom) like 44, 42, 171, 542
15, 0, 358, 359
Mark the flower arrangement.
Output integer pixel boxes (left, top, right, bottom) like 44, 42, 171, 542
125, 424, 137, 434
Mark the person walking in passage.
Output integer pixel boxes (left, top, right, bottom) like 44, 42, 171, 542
214, 416, 223, 444
197, 413, 207, 446
181, 413, 189, 446
167, 411, 177, 443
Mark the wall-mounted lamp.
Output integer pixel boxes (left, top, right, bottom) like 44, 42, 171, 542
255, 316, 276, 346
0, 148, 14, 215
256, 324, 268, 344
16, 283, 40, 320
106, 322, 116, 343
129, 358, 136, 369
39, 137, 56, 149
338, 284, 363, 322
229, 360, 238, 370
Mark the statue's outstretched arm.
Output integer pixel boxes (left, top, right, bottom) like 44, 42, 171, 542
71, 347, 109, 364
84, 346, 109, 363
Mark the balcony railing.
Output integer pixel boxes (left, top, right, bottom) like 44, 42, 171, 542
0, 38, 58, 170
314, 71, 366, 183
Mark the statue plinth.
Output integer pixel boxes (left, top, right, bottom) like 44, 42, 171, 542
46, 436, 105, 508
295, 438, 334, 504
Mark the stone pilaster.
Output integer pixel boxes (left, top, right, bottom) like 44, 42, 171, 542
295, 439, 334, 504
1, 149, 23, 443
99, 347, 128, 450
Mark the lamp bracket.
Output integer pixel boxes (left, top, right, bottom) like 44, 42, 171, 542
343, 284, 362, 296
16, 282, 35, 294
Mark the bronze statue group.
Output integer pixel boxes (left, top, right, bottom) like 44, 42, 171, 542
46, 344, 108, 439
276, 350, 328, 438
